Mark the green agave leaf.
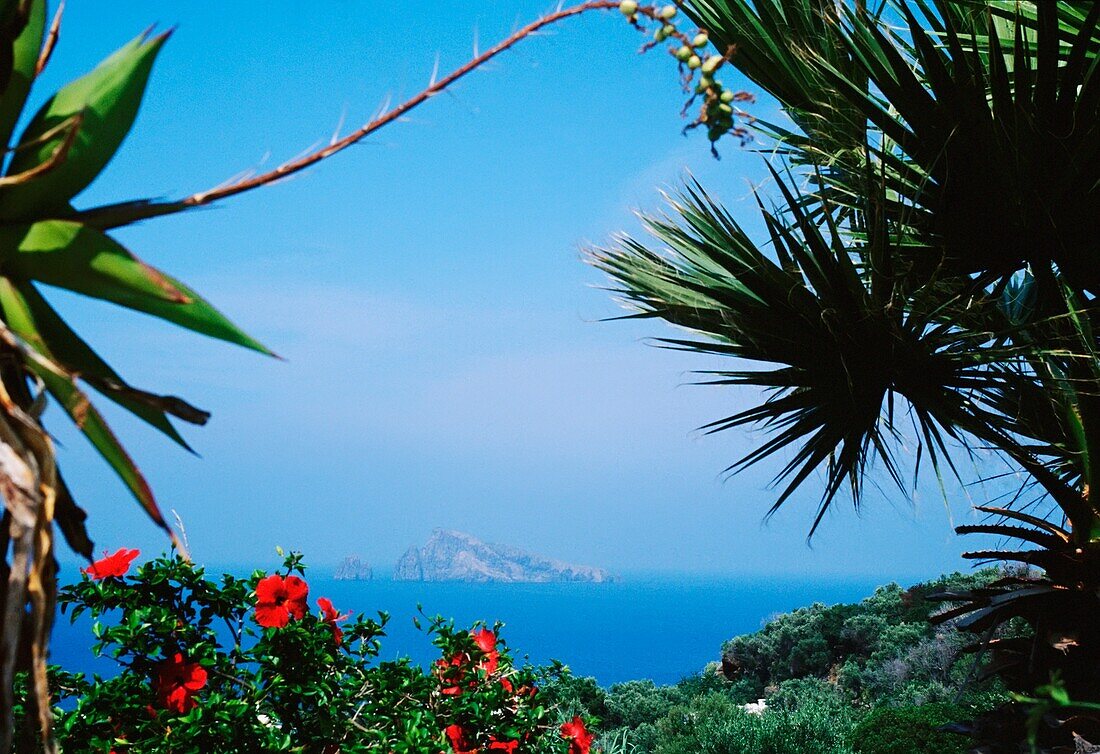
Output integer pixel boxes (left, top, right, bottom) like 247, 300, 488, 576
0, 29, 167, 219
0, 0, 44, 152
55, 473, 93, 559
0, 275, 198, 448
46, 376, 169, 532
0, 298, 171, 532
0, 220, 273, 354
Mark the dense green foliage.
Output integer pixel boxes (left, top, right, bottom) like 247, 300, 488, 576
850, 704, 971, 754
721, 571, 1007, 707
16, 553, 590, 753
22, 559, 1017, 753
653, 693, 856, 754
546, 571, 1006, 754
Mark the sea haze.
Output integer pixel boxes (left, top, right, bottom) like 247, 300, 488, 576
51, 572, 888, 685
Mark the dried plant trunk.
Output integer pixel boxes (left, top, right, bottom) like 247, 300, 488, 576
0, 359, 58, 753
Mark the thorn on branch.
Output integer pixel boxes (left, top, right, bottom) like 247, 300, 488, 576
35, 0, 64, 77
177, 0, 755, 204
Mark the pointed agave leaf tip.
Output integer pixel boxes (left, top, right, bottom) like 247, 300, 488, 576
0, 276, 205, 450
0, 26, 170, 218
0, 221, 275, 355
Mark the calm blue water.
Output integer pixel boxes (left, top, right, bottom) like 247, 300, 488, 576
50, 574, 885, 686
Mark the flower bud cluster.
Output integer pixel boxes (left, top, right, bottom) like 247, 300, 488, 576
617, 1, 755, 154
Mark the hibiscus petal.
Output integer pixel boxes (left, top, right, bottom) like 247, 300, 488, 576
472, 628, 497, 654
255, 602, 290, 628
183, 665, 208, 691
283, 575, 309, 602
165, 686, 194, 714
84, 547, 141, 579
255, 574, 286, 603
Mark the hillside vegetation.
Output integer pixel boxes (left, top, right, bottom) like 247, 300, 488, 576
546, 570, 1009, 754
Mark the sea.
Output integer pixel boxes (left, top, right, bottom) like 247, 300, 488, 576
49, 572, 892, 686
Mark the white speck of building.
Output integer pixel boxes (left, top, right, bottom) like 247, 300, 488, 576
741, 699, 767, 715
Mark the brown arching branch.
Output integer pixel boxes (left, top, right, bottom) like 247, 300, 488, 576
180, 1, 630, 208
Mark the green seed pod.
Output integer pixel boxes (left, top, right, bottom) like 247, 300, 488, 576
654, 26, 669, 41
687, 54, 702, 69
660, 5, 678, 19
662, 24, 676, 36
674, 45, 693, 61
698, 76, 713, 90
692, 32, 709, 48
619, 0, 638, 16
720, 89, 735, 103
701, 55, 722, 74
718, 103, 734, 115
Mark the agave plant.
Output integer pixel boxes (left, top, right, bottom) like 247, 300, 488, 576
0, 3, 283, 749
592, 1, 1099, 750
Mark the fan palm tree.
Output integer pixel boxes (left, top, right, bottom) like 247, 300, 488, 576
591, 1, 1099, 750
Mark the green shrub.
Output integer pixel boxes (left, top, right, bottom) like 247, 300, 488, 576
720, 571, 1006, 709
850, 704, 971, 754
24, 552, 591, 753
653, 693, 856, 754
768, 677, 849, 712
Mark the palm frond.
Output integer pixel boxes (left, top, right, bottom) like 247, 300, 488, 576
591, 178, 1029, 534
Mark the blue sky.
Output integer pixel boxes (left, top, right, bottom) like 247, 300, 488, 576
39, 1, 995, 579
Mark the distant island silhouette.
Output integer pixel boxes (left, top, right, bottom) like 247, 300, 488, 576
393, 529, 613, 583
333, 555, 373, 581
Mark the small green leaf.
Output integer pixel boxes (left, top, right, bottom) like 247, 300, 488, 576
1, 29, 168, 218
0, 221, 273, 354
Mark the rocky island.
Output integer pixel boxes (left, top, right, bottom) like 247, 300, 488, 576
333, 555, 373, 581
393, 529, 612, 583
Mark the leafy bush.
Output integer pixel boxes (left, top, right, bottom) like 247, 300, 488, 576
766, 677, 849, 713
849, 704, 972, 754
21, 552, 595, 753
652, 693, 857, 754
544, 572, 1011, 754
720, 571, 1005, 707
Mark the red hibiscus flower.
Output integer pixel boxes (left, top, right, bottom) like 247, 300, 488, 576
471, 628, 499, 674
83, 548, 140, 580
499, 677, 514, 693
254, 574, 309, 628
488, 737, 519, 752
155, 653, 207, 714
436, 653, 468, 696
317, 597, 349, 646
561, 716, 593, 754
444, 724, 477, 754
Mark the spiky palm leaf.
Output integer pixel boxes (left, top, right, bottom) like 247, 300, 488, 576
592, 177, 1029, 534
